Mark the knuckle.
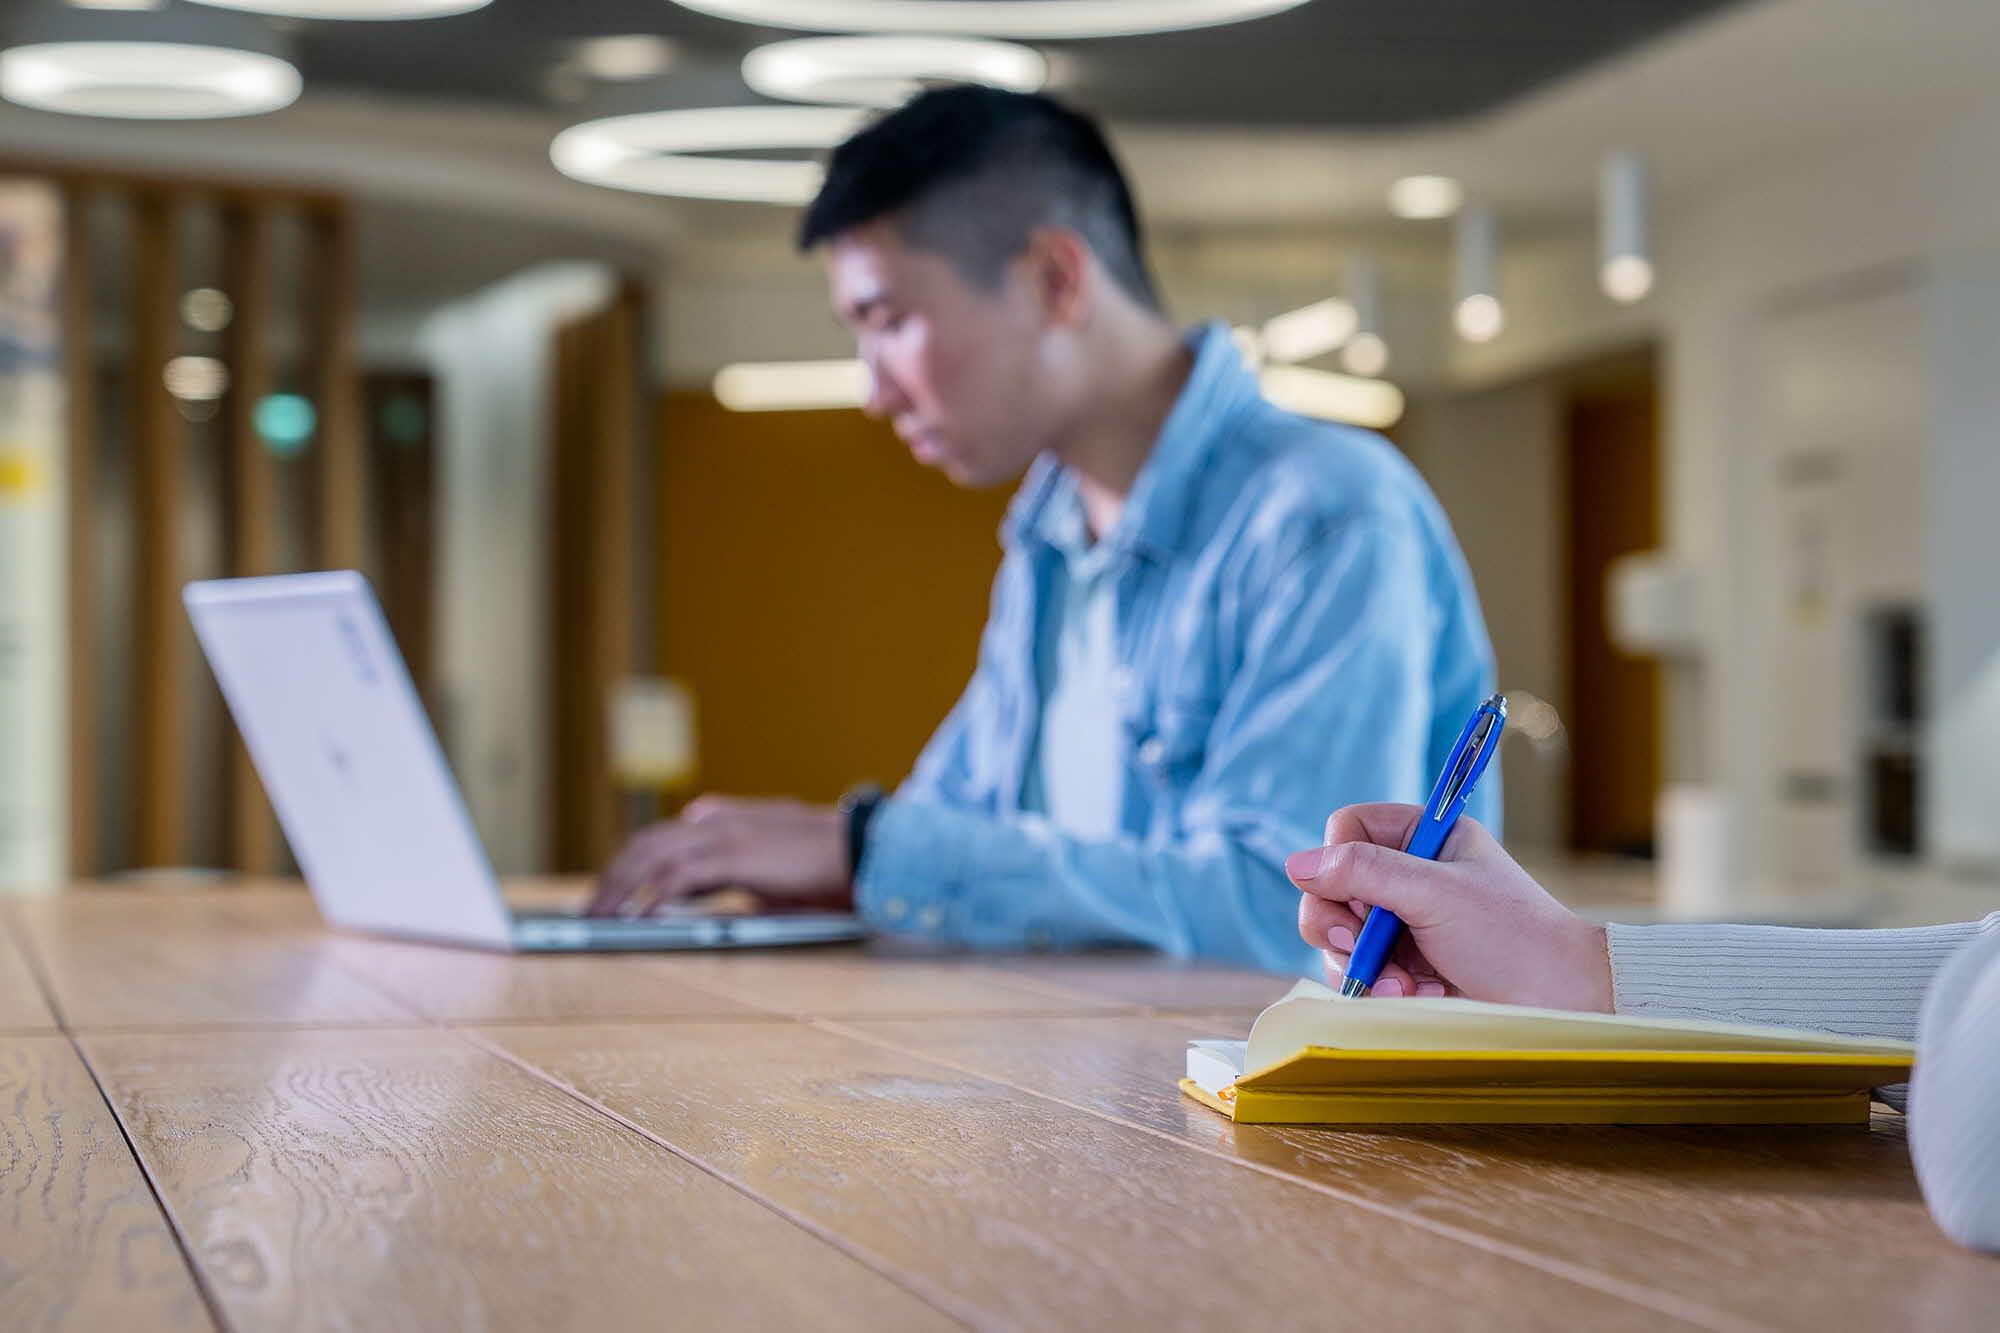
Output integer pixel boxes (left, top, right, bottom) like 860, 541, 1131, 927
1322, 841, 1364, 883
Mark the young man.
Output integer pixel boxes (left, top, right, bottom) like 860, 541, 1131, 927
1288, 802, 1999, 1251
590, 86, 1497, 974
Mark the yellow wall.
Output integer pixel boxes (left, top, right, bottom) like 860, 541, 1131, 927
656, 393, 1013, 802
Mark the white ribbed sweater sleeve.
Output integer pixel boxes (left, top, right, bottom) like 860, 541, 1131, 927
1606, 911, 2000, 1253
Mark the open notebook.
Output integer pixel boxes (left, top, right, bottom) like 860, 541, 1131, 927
1183, 980, 1916, 1125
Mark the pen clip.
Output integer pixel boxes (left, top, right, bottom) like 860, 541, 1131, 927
1430, 697, 1505, 822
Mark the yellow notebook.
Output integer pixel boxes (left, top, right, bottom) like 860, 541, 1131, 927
1181, 980, 1915, 1126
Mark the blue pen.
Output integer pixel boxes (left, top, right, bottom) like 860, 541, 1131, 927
1339, 693, 1508, 998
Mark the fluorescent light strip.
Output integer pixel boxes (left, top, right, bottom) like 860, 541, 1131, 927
714, 359, 870, 411
743, 36, 1046, 108
1259, 297, 1357, 365
0, 41, 300, 119
551, 105, 871, 203
1259, 364, 1404, 430
671, 0, 1309, 39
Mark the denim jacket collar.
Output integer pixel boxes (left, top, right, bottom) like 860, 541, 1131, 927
1005, 322, 1258, 563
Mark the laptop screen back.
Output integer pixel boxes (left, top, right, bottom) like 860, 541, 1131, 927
185, 572, 513, 948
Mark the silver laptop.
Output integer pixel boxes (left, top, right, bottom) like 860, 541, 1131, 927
185, 571, 865, 953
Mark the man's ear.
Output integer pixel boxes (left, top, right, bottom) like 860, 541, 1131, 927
1019, 226, 1094, 329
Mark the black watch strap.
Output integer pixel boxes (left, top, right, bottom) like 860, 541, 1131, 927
838, 783, 885, 880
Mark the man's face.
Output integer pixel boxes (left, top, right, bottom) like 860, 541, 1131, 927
825, 220, 1067, 489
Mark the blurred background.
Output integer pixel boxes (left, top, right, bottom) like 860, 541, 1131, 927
0, 0, 1995, 926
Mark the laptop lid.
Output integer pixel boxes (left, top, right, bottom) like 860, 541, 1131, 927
184, 571, 515, 950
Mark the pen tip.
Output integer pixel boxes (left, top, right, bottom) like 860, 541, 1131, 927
1484, 692, 1508, 716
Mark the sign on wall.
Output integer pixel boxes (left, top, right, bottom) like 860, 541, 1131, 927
0, 181, 65, 889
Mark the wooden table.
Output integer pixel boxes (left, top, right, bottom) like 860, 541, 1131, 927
3, 886, 1994, 1332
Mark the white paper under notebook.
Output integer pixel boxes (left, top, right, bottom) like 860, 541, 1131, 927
1181, 979, 1916, 1125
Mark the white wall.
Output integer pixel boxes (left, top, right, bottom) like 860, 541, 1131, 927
422, 263, 616, 874
1924, 250, 2000, 871
1461, 92, 2000, 897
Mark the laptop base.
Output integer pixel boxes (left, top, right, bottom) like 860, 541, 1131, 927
510, 911, 865, 952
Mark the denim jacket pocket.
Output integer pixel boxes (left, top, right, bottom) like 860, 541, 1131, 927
1132, 696, 1220, 787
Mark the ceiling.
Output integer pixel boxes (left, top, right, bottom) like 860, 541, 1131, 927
254, 0, 1742, 128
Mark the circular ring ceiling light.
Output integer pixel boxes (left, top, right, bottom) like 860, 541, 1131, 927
744, 36, 1046, 108
668, 0, 1311, 39
551, 104, 872, 204
1, 44, 299, 119
183, 1, 492, 18
1, 4, 300, 119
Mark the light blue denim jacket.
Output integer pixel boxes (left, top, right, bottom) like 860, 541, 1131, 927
854, 323, 1499, 975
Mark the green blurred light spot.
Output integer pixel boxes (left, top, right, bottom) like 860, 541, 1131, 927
255, 394, 316, 457
379, 393, 428, 446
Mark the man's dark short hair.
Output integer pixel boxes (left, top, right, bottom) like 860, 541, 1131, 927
798, 85, 1159, 310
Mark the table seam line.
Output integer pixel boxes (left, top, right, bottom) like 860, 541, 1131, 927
8, 910, 234, 1333
450, 1022, 993, 1333
811, 1015, 1769, 1333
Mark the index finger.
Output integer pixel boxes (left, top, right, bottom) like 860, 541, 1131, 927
1323, 803, 1424, 852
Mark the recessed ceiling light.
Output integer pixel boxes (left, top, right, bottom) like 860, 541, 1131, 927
669, 0, 1310, 39
1387, 174, 1463, 220
1601, 254, 1655, 304
551, 105, 871, 203
1340, 332, 1389, 378
183, 0, 491, 18
0, 41, 301, 119
1259, 297, 1357, 365
743, 36, 1046, 108
574, 34, 677, 83
1454, 293, 1504, 343
1600, 150, 1654, 304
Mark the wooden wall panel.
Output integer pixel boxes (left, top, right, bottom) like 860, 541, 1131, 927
130, 192, 183, 869
547, 286, 641, 871
309, 206, 364, 573
222, 203, 280, 875
654, 394, 1010, 803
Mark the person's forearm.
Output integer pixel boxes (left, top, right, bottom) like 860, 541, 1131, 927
1605, 914, 1999, 1115
854, 797, 1316, 974
1604, 918, 1991, 1040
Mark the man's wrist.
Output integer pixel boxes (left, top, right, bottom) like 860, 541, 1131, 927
837, 784, 885, 883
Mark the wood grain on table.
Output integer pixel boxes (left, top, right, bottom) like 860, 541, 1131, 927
9, 885, 1992, 1333
0, 1035, 212, 1333
321, 933, 770, 1024
976, 952, 1299, 1012
842, 1012, 2000, 1332
80, 1025, 955, 1333
620, 948, 1139, 1018
480, 1018, 1704, 1331
11, 890, 421, 1030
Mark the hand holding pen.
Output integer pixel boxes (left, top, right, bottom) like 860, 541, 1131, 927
1285, 699, 1616, 1011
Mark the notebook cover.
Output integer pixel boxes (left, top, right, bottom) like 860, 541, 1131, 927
1179, 1046, 1912, 1126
